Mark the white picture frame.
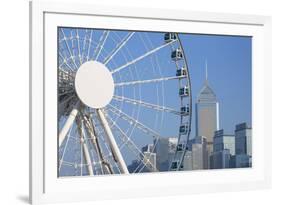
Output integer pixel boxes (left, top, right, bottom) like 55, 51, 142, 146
29, 1, 272, 204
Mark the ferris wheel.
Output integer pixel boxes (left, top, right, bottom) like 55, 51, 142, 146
58, 27, 192, 176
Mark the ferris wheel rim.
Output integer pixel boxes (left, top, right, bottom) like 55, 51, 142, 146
168, 33, 192, 171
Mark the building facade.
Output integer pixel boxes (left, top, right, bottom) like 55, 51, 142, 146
186, 136, 209, 170
195, 73, 219, 154
235, 122, 252, 168
235, 123, 252, 156
210, 149, 232, 169
210, 129, 235, 169
213, 129, 235, 155
154, 137, 177, 171
183, 150, 193, 170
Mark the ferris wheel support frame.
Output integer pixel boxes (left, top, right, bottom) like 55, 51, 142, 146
96, 109, 129, 174
83, 114, 114, 174
58, 102, 80, 147
77, 117, 94, 176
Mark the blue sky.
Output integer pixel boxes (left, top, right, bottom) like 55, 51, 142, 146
181, 34, 252, 136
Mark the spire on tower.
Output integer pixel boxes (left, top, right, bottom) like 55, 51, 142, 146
197, 59, 217, 102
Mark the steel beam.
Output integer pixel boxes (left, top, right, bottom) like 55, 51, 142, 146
96, 109, 129, 174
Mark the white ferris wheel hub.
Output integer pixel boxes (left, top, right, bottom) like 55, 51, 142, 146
75, 61, 114, 108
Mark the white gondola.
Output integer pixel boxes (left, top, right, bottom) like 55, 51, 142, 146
171, 160, 179, 170
179, 86, 189, 97
180, 105, 190, 116
170, 160, 183, 170
179, 124, 188, 135
171, 48, 183, 61
177, 143, 185, 151
164, 32, 177, 43
176, 67, 187, 77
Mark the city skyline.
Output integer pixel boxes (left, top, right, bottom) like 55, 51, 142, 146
182, 34, 252, 137
131, 121, 252, 172
128, 59, 252, 171
127, 36, 252, 171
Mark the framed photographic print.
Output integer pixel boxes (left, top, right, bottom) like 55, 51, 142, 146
29, 1, 272, 204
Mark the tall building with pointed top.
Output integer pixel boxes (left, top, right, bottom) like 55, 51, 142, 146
195, 62, 219, 154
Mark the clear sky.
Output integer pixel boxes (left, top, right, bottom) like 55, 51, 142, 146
180, 34, 252, 136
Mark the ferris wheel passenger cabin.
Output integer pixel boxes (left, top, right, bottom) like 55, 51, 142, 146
179, 86, 189, 97
171, 48, 183, 61
164, 32, 177, 43
176, 67, 187, 77
176, 143, 185, 151
170, 160, 184, 171
180, 105, 190, 116
179, 124, 189, 135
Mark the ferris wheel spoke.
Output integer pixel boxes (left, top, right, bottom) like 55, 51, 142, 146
59, 102, 80, 147
86, 30, 94, 61
111, 39, 177, 74
106, 114, 158, 172
105, 113, 153, 173
58, 67, 75, 78
58, 66, 70, 74
60, 160, 75, 167
59, 61, 73, 73
93, 31, 110, 61
75, 29, 83, 66
103, 32, 135, 65
59, 53, 75, 72
106, 104, 161, 139
112, 95, 181, 115
81, 29, 89, 62
131, 136, 159, 173
115, 75, 186, 87
60, 28, 79, 70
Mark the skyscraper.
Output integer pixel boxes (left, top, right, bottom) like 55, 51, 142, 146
210, 149, 231, 169
235, 123, 252, 156
235, 122, 252, 168
213, 129, 235, 155
189, 136, 209, 169
154, 137, 177, 171
183, 150, 193, 170
210, 129, 235, 169
195, 62, 219, 153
